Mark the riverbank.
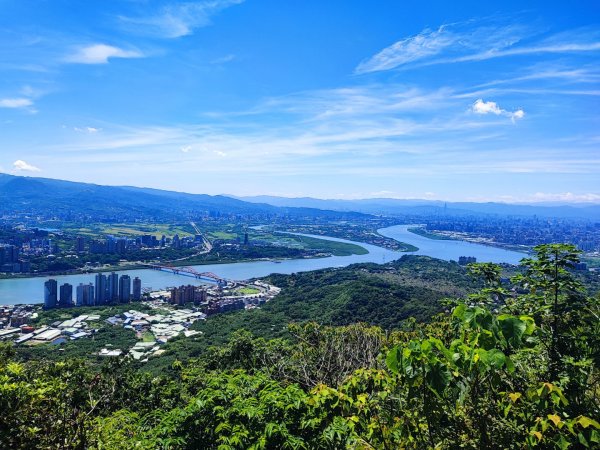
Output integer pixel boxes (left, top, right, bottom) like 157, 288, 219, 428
0, 226, 529, 306
407, 227, 451, 240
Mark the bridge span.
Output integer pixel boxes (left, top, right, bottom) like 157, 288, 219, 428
144, 264, 227, 286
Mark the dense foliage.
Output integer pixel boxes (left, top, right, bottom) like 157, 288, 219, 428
1, 245, 599, 448
138, 255, 476, 374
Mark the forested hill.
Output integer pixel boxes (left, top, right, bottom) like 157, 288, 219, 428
143, 255, 478, 372
2, 244, 598, 448
0, 174, 368, 220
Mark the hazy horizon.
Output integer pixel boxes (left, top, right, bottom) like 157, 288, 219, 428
3, 172, 600, 206
1, 1, 599, 203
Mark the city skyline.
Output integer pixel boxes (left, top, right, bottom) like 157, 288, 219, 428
0, 1, 599, 203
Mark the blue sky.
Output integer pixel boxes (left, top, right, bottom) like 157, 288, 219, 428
0, 0, 599, 203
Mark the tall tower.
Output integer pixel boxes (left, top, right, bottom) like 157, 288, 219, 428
119, 275, 131, 303
108, 272, 119, 302
132, 277, 142, 301
95, 273, 107, 305
76, 283, 85, 306
44, 279, 58, 309
59, 283, 73, 307
85, 283, 95, 306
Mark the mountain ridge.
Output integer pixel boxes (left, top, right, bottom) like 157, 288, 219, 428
235, 195, 600, 220
0, 174, 368, 220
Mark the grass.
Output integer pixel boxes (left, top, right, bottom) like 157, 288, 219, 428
142, 331, 156, 342
407, 227, 451, 240
236, 286, 261, 295
63, 222, 195, 238
208, 231, 238, 240
101, 223, 195, 238
251, 232, 369, 256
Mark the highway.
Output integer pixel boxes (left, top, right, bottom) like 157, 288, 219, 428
190, 221, 213, 253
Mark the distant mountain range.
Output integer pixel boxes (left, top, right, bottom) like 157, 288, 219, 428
236, 195, 600, 220
1, 174, 597, 221
0, 174, 366, 220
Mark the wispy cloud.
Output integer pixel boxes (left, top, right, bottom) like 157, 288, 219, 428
471, 99, 524, 123
120, 0, 244, 39
12, 160, 41, 172
473, 64, 600, 89
355, 26, 457, 73
65, 44, 143, 64
356, 20, 600, 74
211, 54, 236, 64
0, 98, 33, 109
528, 192, 600, 203
74, 126, 101, 133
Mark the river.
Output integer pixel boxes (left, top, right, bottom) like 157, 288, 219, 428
0, 226, 526, 305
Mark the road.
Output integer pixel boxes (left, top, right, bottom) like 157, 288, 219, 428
190, 221, 213, 253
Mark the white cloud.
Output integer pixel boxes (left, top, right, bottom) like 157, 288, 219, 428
471, 99, 524, 123
356, 20, 600, 73
74, 127, 101, 133
356, 26, 456, 74
65, 44, 143, 64
13, 160, 41, 172
180, 145, 192, 153
211, 54, 236, 64
120, 0, 244, 39
0, 98, 33, 108
529, 192, 600, 203
472, 99, 503, 115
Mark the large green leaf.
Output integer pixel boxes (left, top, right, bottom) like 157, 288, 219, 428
386, 346, 400, 374
485, 349, 506, 369
426, 362, 451, 395
498, 316, 527, 348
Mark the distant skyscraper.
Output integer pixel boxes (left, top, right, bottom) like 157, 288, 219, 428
59, 283, 73, 307
76, 236, 85, 252
119, 275, 131, 303
44, 279, 58, 309
95, 273, 107, 305
108, 272, 119, 302
76, 283, 85, 306
76, 283, 95, 306
132, 277, 142, 301
85, 283, 95, 306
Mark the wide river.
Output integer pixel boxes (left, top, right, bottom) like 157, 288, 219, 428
0, 225, 526, 305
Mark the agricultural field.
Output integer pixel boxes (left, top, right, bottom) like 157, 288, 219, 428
62, 222, 196, 238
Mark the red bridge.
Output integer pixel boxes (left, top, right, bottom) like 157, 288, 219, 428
146, 264, 227, 285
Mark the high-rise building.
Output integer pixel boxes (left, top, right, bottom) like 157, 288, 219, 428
108, 272, 119, 302
59, 283, 73, 307
76, 283, 95, 306
170, 285, 206, 305
132, 277, 142, 301
76, 237, 85, 252
76, 283, 85, 306
85, 283, 95, 306
95, 273, 107, 305
118, 275, 131, 303
44, 279, 58, 309
115, 238, 128, 254
0, 244, 19, 265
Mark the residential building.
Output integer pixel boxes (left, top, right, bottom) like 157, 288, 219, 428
44, 279, 58, 309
